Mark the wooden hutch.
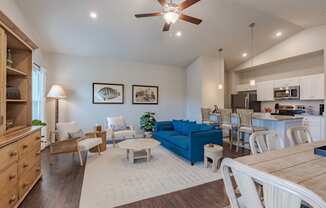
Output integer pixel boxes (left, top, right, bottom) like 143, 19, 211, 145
0, 11, 42, 208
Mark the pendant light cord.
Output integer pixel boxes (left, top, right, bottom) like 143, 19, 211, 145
249, 22, 255, 67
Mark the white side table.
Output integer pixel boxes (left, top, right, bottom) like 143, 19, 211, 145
204, 144, 223, 172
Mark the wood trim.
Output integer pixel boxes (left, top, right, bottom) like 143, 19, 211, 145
0, 10, 38, 50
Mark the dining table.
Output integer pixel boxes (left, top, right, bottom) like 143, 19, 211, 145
235, 140, 326, 200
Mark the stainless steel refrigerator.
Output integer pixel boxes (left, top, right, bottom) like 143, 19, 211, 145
231, 91, 261, 112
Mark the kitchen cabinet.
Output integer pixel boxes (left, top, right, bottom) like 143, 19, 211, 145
256, 81, 274, 101
236, 83, 256, 92
300, 74, 324, 100
303, 116, 325, 141
274, 78, 299, 88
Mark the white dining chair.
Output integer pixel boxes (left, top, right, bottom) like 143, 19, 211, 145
221, 158, 326, 208
249, 130, 281, 155
287, 126, 313, 146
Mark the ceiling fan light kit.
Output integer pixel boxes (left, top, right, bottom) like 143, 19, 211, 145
135, 0, 202, 32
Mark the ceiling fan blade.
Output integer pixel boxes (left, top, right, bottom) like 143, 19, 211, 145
179, 14, 202, 25
157, 0, 166, 6
135, 12, 161, 18
163, 23, 171, 32
179, 0, 200, 10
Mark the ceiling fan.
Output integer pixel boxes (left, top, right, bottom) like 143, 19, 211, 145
135, 0, 202, 32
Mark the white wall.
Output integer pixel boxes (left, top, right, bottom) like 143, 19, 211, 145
231, 24, 326, 105
237, 51, 324, 84
0, 0, 46, 66
186, 58, 202, 121
45, 53, 187, 132
186, 56, 225, 121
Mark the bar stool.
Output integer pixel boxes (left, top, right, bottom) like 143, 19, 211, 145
219, 109, 233, 148
236, 109, 266, 152
201, 108, 218, 125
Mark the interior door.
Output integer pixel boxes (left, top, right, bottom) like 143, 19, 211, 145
0, 27, 6, 135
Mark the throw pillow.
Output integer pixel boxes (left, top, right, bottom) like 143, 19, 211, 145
108, 116, 127, 131
68, 129, 84, 139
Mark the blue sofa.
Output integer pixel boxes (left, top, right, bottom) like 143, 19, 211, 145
153, 120, 223, 165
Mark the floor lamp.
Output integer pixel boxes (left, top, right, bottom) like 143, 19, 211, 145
47, 85, 66, 140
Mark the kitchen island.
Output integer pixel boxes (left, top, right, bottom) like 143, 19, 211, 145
251, 113, 304, 147
210, 113, 304, 148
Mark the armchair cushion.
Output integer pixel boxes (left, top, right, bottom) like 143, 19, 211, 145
68, 129, 84, 139
107, 116, 127, 131
113, 129, 136, 138
78, 138, 102, 151
57, 121, 80, 140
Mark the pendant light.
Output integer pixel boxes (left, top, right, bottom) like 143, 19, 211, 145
218, 48, 223, 90
249, 22, 256, 86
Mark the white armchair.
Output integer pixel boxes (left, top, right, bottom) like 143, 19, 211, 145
107, 116, 136, 147
50, 121, 103, 166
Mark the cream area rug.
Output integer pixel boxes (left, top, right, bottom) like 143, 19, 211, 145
79, 145, 221, 208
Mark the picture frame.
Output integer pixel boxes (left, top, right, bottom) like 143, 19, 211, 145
92, 83, 124, 104
132, 85, 159, 105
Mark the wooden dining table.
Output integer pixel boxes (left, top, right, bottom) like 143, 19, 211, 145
236, 140, 326, 200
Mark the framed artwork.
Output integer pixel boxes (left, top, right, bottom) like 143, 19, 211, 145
92, 83, 124, 104
132, 85, 159, 105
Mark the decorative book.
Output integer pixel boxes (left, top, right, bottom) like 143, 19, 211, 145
314, 146, 326, 157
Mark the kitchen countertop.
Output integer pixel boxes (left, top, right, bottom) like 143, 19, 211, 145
252, 113, 304, 121
211, 112, 304, 121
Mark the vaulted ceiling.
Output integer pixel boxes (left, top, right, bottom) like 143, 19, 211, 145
15, 0, 326, 69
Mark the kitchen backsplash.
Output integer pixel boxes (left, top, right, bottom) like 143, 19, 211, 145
261, 100, 324, 115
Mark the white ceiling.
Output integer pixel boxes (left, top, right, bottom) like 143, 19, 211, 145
15, 0, 326, 69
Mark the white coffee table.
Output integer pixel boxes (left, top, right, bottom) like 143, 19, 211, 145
119, 138, 160, 164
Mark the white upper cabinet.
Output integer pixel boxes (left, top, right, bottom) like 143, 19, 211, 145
274, 78, 299, 88
256, 81, 274, 101
300, 74, 324, 100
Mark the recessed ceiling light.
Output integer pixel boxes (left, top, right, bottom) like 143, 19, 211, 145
89, 12, 98, 19
176, 31, 182, 37
242, 53, 248, 58
275, 31, 282, 37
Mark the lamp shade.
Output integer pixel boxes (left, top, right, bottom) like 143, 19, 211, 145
47, 84, 66, 99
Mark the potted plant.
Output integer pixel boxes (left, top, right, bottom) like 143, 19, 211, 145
32, 119, 47, 126
140, 112, 156, 138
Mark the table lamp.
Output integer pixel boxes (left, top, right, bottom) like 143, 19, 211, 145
47, 84, 66, 125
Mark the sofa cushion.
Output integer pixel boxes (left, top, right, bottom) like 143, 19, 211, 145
155, 130, 179, 139
165, 135, 190, 150
172, 120, 196, 136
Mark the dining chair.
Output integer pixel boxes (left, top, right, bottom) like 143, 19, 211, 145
236, 109, 266, 152
287, 126, 313, 146
219, 109, 233, 148
249, 130, 281, 155
221, 158, 326, 208
201, 108, 218, 125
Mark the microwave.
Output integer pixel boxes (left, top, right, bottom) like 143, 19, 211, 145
274, 86, 300, 100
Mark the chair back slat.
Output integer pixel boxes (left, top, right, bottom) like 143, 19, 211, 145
220, 109, 232, 125
237, 109, 253, 127
287, 126, 313, 146
233, 170, 264, 208
249, 131, 280, 155
201, 108, 211, 122
263, 184, 301, 208
221, 158, 326, 208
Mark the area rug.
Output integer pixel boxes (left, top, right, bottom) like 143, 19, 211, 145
79, 145, 221, 208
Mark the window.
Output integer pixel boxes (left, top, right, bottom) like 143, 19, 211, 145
32, 65, 46, 121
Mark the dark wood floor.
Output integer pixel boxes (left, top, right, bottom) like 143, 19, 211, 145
19, 144, 249, 208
